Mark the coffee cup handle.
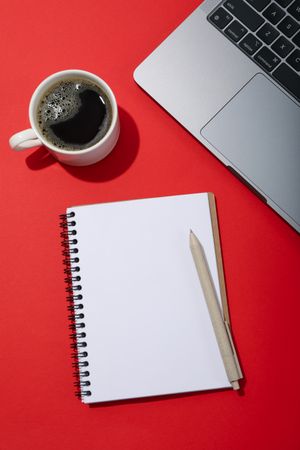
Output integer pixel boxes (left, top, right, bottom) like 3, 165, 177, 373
9, 129, 42, 151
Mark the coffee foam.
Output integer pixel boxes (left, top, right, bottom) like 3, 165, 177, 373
38, 81, 82, 124
37, 79, 112, 150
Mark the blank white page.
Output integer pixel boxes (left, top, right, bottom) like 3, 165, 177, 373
67, 193, 230, 403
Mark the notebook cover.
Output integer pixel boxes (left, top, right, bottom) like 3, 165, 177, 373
61, 193, 232, 403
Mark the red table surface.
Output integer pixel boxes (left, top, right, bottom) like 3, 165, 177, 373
1, 1, 299, 449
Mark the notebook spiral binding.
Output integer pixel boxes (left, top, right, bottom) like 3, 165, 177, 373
60, 211, 92, 399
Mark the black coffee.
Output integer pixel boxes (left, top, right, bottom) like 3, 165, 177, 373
37, 78, 112, 151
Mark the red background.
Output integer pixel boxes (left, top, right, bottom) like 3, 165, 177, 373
1, 1, 299, 449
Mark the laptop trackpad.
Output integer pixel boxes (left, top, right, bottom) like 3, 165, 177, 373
201, 74, 300, 225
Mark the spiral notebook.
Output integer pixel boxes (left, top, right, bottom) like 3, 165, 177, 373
61, 193, 233, 404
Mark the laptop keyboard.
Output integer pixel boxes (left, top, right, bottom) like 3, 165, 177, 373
208, 0, 300, 102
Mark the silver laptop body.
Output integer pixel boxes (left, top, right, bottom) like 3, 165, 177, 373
134, 0, 300, 233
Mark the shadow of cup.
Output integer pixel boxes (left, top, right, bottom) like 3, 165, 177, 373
26, 107, 139, 182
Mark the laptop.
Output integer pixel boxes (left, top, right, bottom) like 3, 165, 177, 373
134, 0, 300, 233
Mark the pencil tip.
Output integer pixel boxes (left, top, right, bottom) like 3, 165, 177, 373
190, 230, 196, 243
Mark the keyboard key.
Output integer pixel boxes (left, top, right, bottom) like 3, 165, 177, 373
209, 7, 233, 29
239, 33, 263, 54
271, 35, 294, 56
273, 63, 300, 101
224, 0, 264, 31
263, 3, 285, 24
292, 30, 300, 44
225, 20, 247, 41
246, 0, 271, 11
286, 49, 300, 70
275, 0, 293, 6
254, 46, 281, 71
257, 22, 279, 43
277, 15, 300, 36
287, 0, 300, 21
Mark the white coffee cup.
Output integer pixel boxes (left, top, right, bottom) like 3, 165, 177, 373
9, 69, 120, 166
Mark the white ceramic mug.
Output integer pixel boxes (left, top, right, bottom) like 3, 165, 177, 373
9, 69, 120, 166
